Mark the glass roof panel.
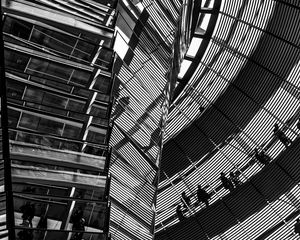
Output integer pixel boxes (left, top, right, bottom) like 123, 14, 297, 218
186, 37, 203, 58
114, 31, 129, 59
178, 60, 192, 79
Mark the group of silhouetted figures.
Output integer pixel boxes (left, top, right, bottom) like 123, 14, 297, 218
252, 122, 295, 166
176, 172, 243, 221
220, 171, 242, 193
176, 184, 211, 222
176, 122, 299, 222
18, 200, 85, 240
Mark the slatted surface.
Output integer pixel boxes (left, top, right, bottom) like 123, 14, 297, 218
161, 0, 300, 180
156, 138, 300, 239
109, 1, 181, 239
156, 0, 300, 238
0, 118, 8, 238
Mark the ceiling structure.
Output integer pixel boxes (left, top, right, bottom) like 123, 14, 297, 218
0, 0, 300, 240
109, 0, 300, 239
154, 0, 300, 239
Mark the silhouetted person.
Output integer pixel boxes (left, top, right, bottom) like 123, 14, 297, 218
273, 123, 292, 147
254, 148, 271, 165
176, 205, 185, 222
111, 96, 130, 120
142, 127, 161, 151
28, 204, 35, 228
20, 202, 34, 227
197, 185, 210, 207
71, 218, 85, 240
71, 207, 84, 230
295, 218, 300, 236
220, 172, 234, 192
181, 192, 191, 209
229, 172, 241, 187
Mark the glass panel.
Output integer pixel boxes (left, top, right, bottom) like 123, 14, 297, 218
70, 69, 91, 86
95, 49, 114, 69
6, 81, 25, 101
29, 76, 73, 92
30, 26, 75, 55
3, 16, 32, 40
37, 118, 64, 136
93, 74, 111, 94
26, 59, 73, 84
72, 40, 96, 61
42, 93, 68, 109
4, 50, 30, 72
62, 125, 81, 139
18, 113, 39, 130
72, 88, 90, 98
7, 109, 21, 128
67, 100, 85, 113
90, 105, 108, 118
86, 130, 107, 144
24, 87, 44, 103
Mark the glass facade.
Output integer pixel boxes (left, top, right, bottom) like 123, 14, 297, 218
1, 0, 116, 239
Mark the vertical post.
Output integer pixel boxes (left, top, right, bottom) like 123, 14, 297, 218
104, 174, 111, 202
62, 187, 76, 240
104, 201, 111, 233
104, 147, 112, 174
0, 5, 15, 239
61, 187, 76, 230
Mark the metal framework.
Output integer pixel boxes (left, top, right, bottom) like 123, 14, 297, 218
1, 0, 117, 239
1, 0, 299, 240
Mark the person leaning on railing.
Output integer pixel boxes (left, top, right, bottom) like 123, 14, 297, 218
254, 148, 271, 165
220, 172, 235, 193
273, 123, 292, 147
196, 185, 210, 207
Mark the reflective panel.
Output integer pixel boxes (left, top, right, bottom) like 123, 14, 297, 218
2, 0, 116, 239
